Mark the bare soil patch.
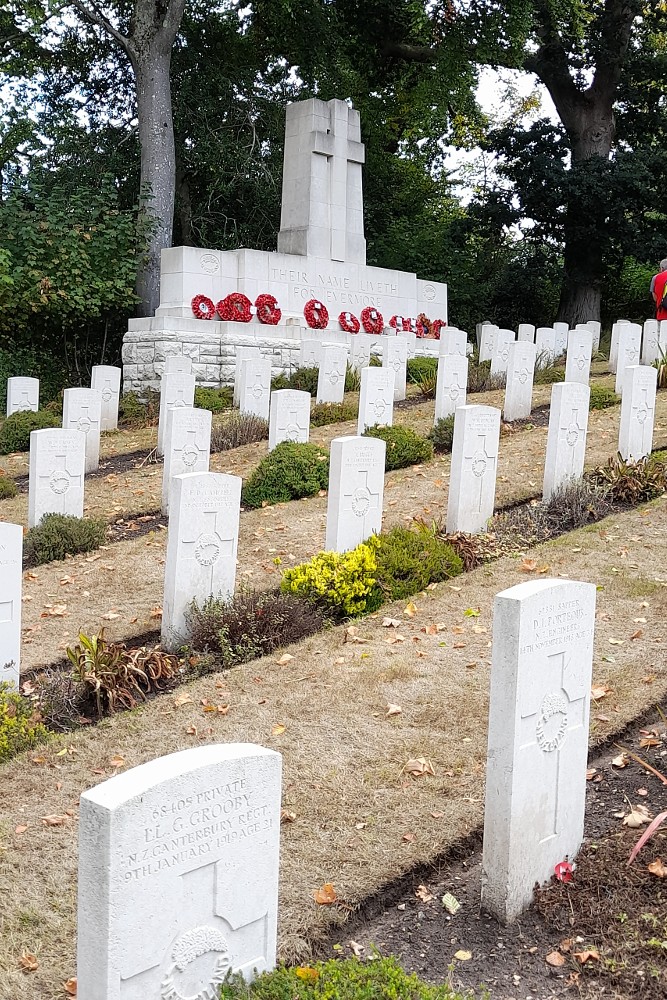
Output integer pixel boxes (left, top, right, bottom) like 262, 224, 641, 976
1, 498, 666, 1000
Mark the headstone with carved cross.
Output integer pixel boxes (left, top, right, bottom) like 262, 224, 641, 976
564, 329, 592, 386
91, 365, 122, 431
6, 376, 39, 417
553, 322, 569, 357
543, 382, 590, 500
446, 405, 501, 534
158, 373, 196, 457
325, 435, 386, 552
162, 408, 212, 515
478, 323, 498, 363
268, 390, 310, 450
481, 577, 597, 923
0, 521, 22, 689
584, 319, 601, 353
503, 341, 536, 423
349, 334, 372, 372
298, 337, 322, 370
238, 357, 271, 421
28, 428, 86, 527
641, 319, 660, 366
614, 323, 642, 395
316, 345, 347, 404
62, 387, 102, 474
435, 355, 468, 423
382, 338, 408, 401
357, 367, 394, 434
490, 329, 515, 381
619, 365, 657, 462
535, 327, 556, 367
77, 743, 281, 1000
609, 319, 632, 372
277, 98, 366, 265
438, 328, 467, 358
162, 472, 242, 649
233, 347, 261, 407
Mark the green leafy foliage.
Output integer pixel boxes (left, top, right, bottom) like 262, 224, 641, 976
310, 402, 357, 427
533, 362, 566, 385
210, 412, 269, 452
118, 391, 160, 429
23, 514, 107, 568
364, 424, 433, 470
219, 957, 466, 1000
0, 682, 48, 764
184, 591, 325, 668
407, 356, 438, 383
281, 540, 379, 618
194, 386, 232, 413
241, 442, 329, 508
592, 456, 667, 505
430, 415, 455, 453
0, 346, 67, 411
0, 409, 59, 453
589, 385, 619, 410
0, 474, 18, 499
467, 358, 492, 394
279, 366, 318, 395
373, 525, 463, 603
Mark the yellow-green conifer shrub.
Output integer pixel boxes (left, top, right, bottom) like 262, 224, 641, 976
280, 540, 378, 617
0, 682, 49, 763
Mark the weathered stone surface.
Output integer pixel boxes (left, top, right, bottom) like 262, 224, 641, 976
269, 390, 311, 450
446, 405, 500, 534
618, 365, 657, 462
28, 428, 86, 527
543, 382, 590, 500
503, 342, 536, 422
325, 435, 385, 552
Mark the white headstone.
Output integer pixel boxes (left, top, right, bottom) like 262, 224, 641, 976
268, 390, 311, 450
614, 323, 642, 395
91, 365, 122, 432
585, 320, 601, 353
77, 743, 281, 1000
609, 319, 630, 371
481, 578, 596, 923
479, 323, 498, 363
316, 345, 347, 404
517, 324, 535, 343
503, 342, 536, 422
233, 347, 261, 407
238, 358, 271, 421
357, 366, 394, 434
0, 521, 22, 689
446, 405, 500, 534
434, 355, 468, 423
641, 319, 660, 366
158, 372, 196, 456
164, 355, 193, 375
162, 407, 212, 515
439, 328, 468, 357
62, 387, 102, 474
277, 98, 366, 264
543, 382, 590, 500
553, 322, 569, 356
28, 428, 86, 527
490, 329, 515, 379
564, 328, 593, 386
618, 365, 657, 462
535, 328, 556, 367
398, 330, 417, 358
325, 435, 385, 552
382, 338, 408, 400
349, 335, 372, 371
299, 338, 322, 369
6, 376, 39, 416
162, 472, 242, 648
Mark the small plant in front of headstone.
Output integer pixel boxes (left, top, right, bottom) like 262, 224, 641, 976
241, 441, 329, 508
210, 412, 269, 452
118, 389, 160, 428
23, 513, 107, 568
66, 630, 179, 716
543, 479, 614, 530
344, 364, 361, 392
364, 424, 433, 471
430, 415, 455, 453
310, 401, 357, 427
0, 409, 60, 454
589, 385, 619, 410
407, 356, 438, 384
0, 474, 18, 499
373, 524, 463, 602
194, 385, 232, 413
283, 365, 319, 395
533, 361, 566, 385
280, 541, 379, 617
466, 357, 492, 393
592, 455, 667, 505
0, 680, 49, 763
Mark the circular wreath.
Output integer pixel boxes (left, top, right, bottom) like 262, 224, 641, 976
255, 293, 282, 325
338, 311, 360, 334
217, 292, 253, 323
416, 313, 432, 339
388, 315, 412, 331
304, 298, 329, 329
360, 306, 384, 335
431, 319, 445, 340
191, 294, 216, 320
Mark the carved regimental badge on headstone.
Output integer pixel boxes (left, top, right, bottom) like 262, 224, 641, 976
77, 744, 281, 1000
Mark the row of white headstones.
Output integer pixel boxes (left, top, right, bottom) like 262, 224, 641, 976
1, 317, 660, 688
73, 574, 596, 998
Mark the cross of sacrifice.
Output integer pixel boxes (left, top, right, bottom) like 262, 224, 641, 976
181, 509, 237, 592
311, 104, 365, 262
38, 448, 83, 498
518, 650, 587, 844
464, 432, 497, 512
341, 468, 381, 523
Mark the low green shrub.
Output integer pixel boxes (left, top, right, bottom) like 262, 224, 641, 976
194, 386, 232, 412
0, 475, 18, 499
281, 540, 379, 617
185, 591, 325, 667
270, 373, 291, 391
210, 412, 269, 452
369, 353, 382, 367
344, 364, 361, 392
241, 441, 329, 508
23, 514, 107, 568
118, 390, 160, 428
310, 402, 357, 427
373, 525, 463, 602
407, 356, 438, 383
430, 415, 455, 453
467, 358, 492, 393
220, 957, 465, 1000
589, 385, 619, 410
0, 409, 59, 454
0, 682, 49, 763
364, 424, 433, 470
534, 362, 566, 385
282, 366, 319, 395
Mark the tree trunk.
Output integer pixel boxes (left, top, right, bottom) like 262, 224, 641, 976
134, 50, 176, 316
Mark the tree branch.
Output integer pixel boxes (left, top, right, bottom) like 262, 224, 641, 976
157, 0, 188, 49
588, 0, 641, 101
68, 1, 134, 58
380, 40, 438, 64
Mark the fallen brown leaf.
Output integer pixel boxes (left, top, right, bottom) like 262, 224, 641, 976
313, 882, 337, 905
403, 757, 435, 777
19, 952, 38, 973
386, 703, 402, 717
63, 979, 77, 996
415, 884, 434, 903
647, 858, 667, 878
545, 951, 565, 967
574, 950, 600, 964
